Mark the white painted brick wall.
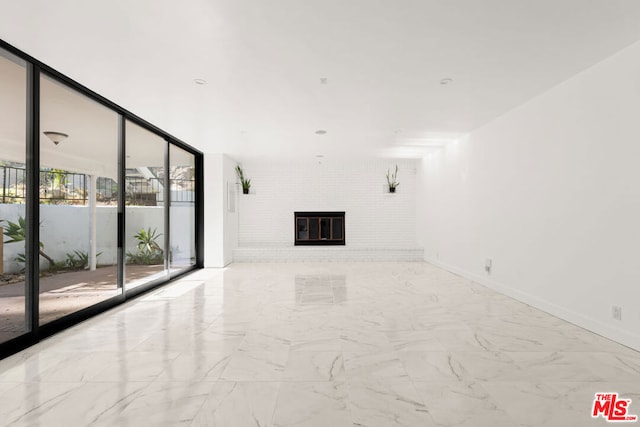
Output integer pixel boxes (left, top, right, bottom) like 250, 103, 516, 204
236, 158, 418, 255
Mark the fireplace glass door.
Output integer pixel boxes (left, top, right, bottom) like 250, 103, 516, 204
295, 212, 345, 245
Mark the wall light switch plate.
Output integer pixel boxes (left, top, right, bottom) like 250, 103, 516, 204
484, 258, 492, 273
612, 306, 622, 321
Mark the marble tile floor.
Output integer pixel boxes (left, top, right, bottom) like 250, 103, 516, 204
0, 262, 638, 426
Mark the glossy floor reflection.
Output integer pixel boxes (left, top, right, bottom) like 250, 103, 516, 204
0, 262, 638, 426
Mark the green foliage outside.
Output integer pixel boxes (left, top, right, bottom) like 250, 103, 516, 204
65, 250, 102, 270
1, 217, 101, 273
1, 216, 55, 269
126, 227, 164, 265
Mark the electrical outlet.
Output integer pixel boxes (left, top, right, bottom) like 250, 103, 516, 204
435, 252, 439, 260
485, 258, 492, 274
612, 306, 622, 321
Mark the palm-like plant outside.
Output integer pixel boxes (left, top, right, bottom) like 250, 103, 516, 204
2, 215, 55, 268
135, 227, 163, 254
127, 227, 164, 265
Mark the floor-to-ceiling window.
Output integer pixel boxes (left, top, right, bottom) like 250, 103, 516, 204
0, 39, 203, 359
38, 73, 120, 324
0, 48, 27, 344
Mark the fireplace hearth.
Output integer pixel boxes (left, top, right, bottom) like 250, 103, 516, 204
295, 211, 345, 246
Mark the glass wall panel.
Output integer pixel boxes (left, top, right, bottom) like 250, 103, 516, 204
0, 48, 27, 343
39, 74, 119, 325
169, 144, 195, 271
125, 120, 168, 290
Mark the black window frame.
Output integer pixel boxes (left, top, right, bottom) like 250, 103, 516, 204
0, 38, 204, 360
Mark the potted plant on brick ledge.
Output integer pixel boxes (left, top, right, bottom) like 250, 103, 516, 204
386, 164, 399, 193
235, 164, 251, 194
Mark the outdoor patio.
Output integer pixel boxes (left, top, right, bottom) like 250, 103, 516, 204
0, 264, 165, 343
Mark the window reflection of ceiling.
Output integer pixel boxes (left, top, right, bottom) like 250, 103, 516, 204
0, 56, 194, 178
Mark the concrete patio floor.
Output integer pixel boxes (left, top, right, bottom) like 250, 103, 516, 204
0, 264, 165, 343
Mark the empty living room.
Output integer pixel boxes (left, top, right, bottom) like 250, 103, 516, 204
0, 1, 639, 426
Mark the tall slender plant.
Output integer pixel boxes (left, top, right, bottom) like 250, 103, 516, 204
235, 164, 251, 194
386, 164, 400, 193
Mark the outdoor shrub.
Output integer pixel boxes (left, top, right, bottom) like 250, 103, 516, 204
126, 227, 164, 265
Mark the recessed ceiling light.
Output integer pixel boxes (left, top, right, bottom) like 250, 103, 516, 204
315, 130, 327, 135
194, 78, 207, 85
439, 78, 453, 85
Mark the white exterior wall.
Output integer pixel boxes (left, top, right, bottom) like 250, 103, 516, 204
417, 40, 640, 351
1, 204, 192, 273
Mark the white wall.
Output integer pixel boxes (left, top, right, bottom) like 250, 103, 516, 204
417, 40, 640, 350
222, 155, 239, 265
203, 153, 238, 267
237, 157, 418, 249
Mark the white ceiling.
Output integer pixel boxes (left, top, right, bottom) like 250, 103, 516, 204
1, 0, 640, 161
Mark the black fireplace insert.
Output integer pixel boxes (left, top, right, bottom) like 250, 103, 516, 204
294, 211, 345, 245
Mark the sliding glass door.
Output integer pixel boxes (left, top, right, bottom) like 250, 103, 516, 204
169, 144, 196, 271
124, 120, 169, 291
38, 73, 120, 324
0, 38, 202, 359
0, 48, 27, 344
